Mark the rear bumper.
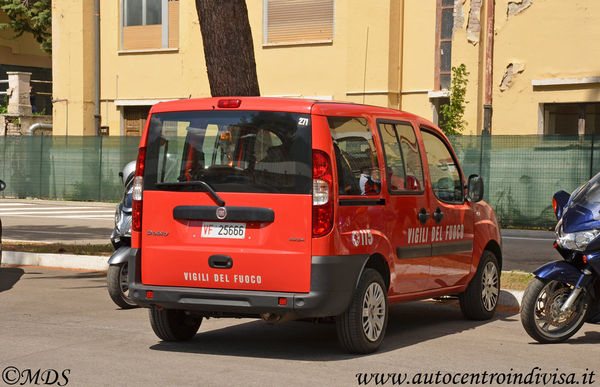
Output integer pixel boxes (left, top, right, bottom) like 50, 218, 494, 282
127, 249, 369, 318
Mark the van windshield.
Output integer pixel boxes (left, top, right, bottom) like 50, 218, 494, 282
143, 110, 312, 194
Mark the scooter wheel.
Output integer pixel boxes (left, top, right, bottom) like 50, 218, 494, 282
520, 278, 589, 343
107, 263, 138, 309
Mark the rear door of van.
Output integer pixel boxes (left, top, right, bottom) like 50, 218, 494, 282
139, 109, 313, 293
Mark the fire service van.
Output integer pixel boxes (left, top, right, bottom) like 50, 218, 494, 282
127, 97, 501, 354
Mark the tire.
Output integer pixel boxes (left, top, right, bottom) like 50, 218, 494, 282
107, 263, 138, 309
336, 268, 388, 354
520, 278, 589, 343
459, 250, 500, 320
149, 307, 202, 342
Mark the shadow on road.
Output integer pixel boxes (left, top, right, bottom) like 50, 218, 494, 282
149, 301, 518, 361
4, 224, 111, 243
0, 267, 25, 292
23, 271, 106, 280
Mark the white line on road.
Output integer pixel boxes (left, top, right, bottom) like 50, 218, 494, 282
0, 210, 114, 215
503, 236, 555, 241
0, 206, 110, 212
0, 203, 34, 207
1, 214, 114, 219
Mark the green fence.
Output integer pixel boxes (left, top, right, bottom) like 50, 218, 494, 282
0, 135, 598, 228
448, 135, 600, 228
0, 136, 141, 202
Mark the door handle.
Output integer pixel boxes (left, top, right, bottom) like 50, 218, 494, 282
417, 208, 430, 225
209, 255, 233, 269
433, 207, 445, 224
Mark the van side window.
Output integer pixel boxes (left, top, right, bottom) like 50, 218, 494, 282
327, 117, 381, 196
378, 122, 424, 193
421, 130, 464, 203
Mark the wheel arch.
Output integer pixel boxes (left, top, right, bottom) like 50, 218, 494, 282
361, 253, 391, 291
484, 239, 502, 271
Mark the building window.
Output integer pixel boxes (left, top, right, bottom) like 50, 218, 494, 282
435, 0, 454, 90
264, 0, 334, 46
121, 0, 179, 51
543, 103, 600, 135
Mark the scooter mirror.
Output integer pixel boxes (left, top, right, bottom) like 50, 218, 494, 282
553, 190, 570, 219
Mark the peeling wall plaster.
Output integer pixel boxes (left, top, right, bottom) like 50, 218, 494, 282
508, 0, 533, 18
467, 0, 482, 45
453, 0, 465, 31
499, 63, 525, 91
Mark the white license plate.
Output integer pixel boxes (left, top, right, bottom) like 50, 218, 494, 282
201, 222, 246, 239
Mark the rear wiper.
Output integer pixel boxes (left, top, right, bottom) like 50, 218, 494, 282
155, 181, 226, 207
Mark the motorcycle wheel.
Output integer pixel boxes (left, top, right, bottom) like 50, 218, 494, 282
520, 277, 589, 343
107, 263, 138, 309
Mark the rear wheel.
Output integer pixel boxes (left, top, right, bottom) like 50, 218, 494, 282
107, 263, 138, 309
336, 268, 388, 354
520, 278, 589, 343
459, 250, 500, 320
149, 308, 202, 341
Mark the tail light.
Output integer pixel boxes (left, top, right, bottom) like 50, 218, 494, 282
132, 147, 146, 235
312, 150, 334, 237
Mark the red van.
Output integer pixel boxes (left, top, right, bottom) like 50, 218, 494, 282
127, 97, 501, 353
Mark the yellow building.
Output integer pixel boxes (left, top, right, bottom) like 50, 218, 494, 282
1, 10, 52, 114
51, 0, 600, 136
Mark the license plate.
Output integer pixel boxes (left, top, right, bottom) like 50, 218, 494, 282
201, 222, 246, 239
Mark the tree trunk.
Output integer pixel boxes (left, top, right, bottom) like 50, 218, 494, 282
195, 0, 260, 97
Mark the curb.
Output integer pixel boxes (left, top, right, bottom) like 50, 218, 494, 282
1, 251, 525, 309
2, 251, 108, 271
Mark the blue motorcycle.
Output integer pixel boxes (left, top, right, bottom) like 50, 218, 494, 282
521, 173, 600, 343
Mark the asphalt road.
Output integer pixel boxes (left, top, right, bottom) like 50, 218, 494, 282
0, 266, 598, 386
0, 199, 557, 271
0, 199, 115, 244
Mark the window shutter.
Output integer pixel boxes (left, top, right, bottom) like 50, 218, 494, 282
266, 0, 334, 45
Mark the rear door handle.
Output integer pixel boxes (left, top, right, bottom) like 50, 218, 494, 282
209, 255, 233, 269
417, 208, 430, 225
433, 207, 444, 224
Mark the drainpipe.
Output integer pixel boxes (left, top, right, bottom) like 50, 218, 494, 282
94, 0, 101, 135
51, 99, 69, 136
483, 0, 495, 135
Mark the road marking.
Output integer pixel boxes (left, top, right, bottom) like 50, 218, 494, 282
502, 236, 555, 241
0, 206, 110, 212
0, 210, 114, 215
0, 203, 34, 207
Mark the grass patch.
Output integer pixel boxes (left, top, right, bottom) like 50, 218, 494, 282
502, 270, 534, 291
3, 242, 113, 256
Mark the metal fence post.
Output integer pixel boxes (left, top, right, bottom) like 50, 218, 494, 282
39, 133, 44, 198
99, 135, 103, 201
590, 133, 595, 179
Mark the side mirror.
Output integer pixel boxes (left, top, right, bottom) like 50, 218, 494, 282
0, 179, 5, 192
553, 190, 570, 219
466, 174, 484, 203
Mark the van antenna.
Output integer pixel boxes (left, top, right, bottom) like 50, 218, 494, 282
362, 26, 369, 105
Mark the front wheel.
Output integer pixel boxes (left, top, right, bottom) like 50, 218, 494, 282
336, 268, 388, 354
520, 278, 589, 343
459, 250, 500, 320
107, 263, 138, 309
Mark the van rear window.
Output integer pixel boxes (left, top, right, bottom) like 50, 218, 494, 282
143, 111, 312, 194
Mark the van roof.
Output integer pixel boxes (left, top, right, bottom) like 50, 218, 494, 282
149, 97, 440, 133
